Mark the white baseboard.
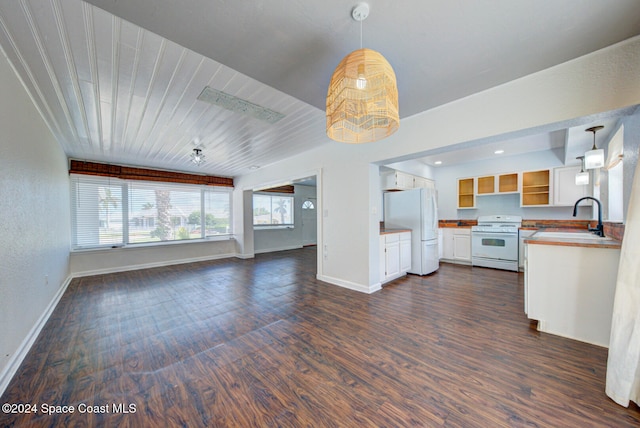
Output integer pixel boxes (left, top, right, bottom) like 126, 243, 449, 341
235, 253, 255, 259
316, 274, 381, 294
254, 245, 303, 255
71, 252, 236, 278
0, 276, 72, 397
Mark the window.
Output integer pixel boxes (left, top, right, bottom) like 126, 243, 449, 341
253, 194, 294, 226
71, 175, 231, 250
71, 176, 124, 248
302, 200, 315, 210
128, 182, 203, 243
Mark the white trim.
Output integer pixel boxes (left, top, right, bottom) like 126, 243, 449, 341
0, 276, 73, 397
254, 245, 303, 255
71, 235, 234, 253
71, 252, 236, 278
316, 274, 382, 294
235, 253, 255, 260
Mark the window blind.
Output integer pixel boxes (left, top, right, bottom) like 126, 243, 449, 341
71, 175, 124, 249
70, 175, 232, 250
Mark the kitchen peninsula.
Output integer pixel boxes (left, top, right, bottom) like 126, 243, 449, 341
524, 230, 622, 347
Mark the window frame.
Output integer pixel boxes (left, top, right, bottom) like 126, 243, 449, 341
252, 193, 295, 228
70, 174, 232, 251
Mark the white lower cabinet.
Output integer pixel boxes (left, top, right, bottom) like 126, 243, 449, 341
518, 229, 536, 271
380, 232, 411, 284
525, 241, 620, 347
453, 230, 471, 262
440, 228, 471, 264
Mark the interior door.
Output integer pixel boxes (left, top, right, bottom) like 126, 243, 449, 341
302, 198, 317, 246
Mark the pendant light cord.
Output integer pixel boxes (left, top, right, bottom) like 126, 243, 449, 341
360, 17, 363, 49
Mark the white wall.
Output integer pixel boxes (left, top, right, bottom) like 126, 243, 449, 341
234, 36, 640, 293
0, 51, 71, 391
69, 239, 237, 277
621, 114, 640, 219
596, 113, 640, 222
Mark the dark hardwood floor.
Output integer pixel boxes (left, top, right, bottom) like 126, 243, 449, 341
2, 247, 639, 427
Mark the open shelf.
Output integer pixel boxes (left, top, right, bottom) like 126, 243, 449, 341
457, 178, 475, 208
477, 176, 495, 194
498, 173, 518, 193
521, 170, 550, 206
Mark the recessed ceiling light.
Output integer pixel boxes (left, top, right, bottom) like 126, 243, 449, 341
434, 160, 442, 165
494, 149, 504, 154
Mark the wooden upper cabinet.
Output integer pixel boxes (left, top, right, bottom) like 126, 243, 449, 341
477, 176, 495, 194
521, 169, 551, 206
476, 173, 518, 196
498, 173, 518, 193
457, 177, 475, 209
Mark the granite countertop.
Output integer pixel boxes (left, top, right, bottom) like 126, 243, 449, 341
524, 228, 621, 249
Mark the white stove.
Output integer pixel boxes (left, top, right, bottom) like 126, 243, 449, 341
471, 215, 522, 271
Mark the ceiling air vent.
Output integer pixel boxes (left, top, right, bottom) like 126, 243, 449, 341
197, 87, 285, 124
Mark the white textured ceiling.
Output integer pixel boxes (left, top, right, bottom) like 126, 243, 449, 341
1, 0, 640, 177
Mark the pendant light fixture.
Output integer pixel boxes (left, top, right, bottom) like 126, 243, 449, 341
191, 148, 205, 166
584, 125, 605, 169
326, 3, 399, 144
575, 156, 589, 185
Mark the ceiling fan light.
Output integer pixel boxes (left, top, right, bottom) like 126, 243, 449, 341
191, 148, 205, 166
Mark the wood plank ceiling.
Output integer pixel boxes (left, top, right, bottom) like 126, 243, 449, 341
1, 0, 640, 176
0, 0, 327, 177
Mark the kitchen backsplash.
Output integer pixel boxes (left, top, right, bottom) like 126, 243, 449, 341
439, 219, 625, 241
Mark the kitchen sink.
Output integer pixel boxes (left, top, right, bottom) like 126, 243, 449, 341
532, 231, 612, 240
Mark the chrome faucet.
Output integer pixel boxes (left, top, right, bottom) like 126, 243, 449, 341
572, 196, 604, 237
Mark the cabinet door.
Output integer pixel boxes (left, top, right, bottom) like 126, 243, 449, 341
385, 241, 401, 278
519, 230, 536, 271
453, 233, 471, 262
553, 165, 590, 206
414, 176, 435, 189
441, 229, 454, 260
400, 233, 412, 272
379, 235, 386, 282
397, 172, 415, 189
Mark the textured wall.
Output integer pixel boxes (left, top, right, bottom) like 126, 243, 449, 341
0, 52, 70, 383
622, 114, 640, 220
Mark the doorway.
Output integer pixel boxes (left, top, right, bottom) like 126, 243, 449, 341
302, 197, 317, 246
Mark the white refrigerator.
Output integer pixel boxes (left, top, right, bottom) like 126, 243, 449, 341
384, 188, 439, 275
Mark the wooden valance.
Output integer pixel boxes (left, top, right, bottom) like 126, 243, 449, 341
69, 160, 234, 187
259, 185, 295, 194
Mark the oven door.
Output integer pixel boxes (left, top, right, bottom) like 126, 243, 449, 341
471, 231, 518, 261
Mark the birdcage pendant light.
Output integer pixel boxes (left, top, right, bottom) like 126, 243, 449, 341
326, 3, 399, 144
